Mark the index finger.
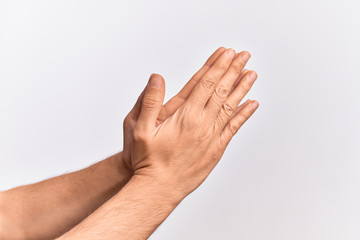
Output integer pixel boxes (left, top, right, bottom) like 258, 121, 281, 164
158, 47, 226, 120
176, 46, 227, 100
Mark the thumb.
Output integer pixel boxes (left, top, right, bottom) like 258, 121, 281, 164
137, 73, 165, 131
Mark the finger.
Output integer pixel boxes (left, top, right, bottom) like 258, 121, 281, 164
158, 46, 226, 121
231, 69, 249, 92
186, 48, 236, 109
234, 99, 251, 113
214, 70, 258, 131
127, 84, 148, 121
204, 51, 250, 116
177, 47, 227, 100
220, 100, 259, 148
123, 85, 147, 161
136, 73, 165, 131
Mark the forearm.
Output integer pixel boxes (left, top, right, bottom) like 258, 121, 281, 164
0, 152, 133, 240
58, 174, 184, 240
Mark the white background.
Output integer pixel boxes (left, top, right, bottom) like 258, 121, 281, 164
1, 1, 360, 239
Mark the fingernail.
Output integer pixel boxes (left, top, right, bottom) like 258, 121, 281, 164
252, 100, 259, 108
248, 71, 257, 82
149, 74, 162, 88
240, 52, 251, 63
225, 48, 235, 58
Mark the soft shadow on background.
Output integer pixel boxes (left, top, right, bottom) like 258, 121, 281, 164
0, 1, 359, 239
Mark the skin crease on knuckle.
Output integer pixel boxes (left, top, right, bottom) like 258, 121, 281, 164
195, 59, 232, 101
179, 107, 203, 131
200, 76, 217, 92
142, 95, 163, 109
207, 58, 246, 110
213, 113, 226, 133
211, 104, 234, 133
221, 102, 235, 118
214, 84, 230, 101
228, 121, 240, 136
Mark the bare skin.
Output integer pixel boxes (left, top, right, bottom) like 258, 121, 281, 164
0, 47, 254, 240
0, 153, 132, 240
58, 48, 259, 239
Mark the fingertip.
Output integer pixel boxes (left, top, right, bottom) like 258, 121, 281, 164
244, 99, 251, 104
251, 100, 259, 108
248, 70, 258, 82
218, 46, 226, 52
149, 73, 164, 89
241, 50, 251, 58
225, 48, 235, 58
239, 50, 251, 63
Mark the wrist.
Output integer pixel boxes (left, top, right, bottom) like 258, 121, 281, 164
111, 152, 134, 184
132, 171, 186, 206
58, 169, 184, 239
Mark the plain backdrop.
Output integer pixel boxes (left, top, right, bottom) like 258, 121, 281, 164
1, 0, 360, 239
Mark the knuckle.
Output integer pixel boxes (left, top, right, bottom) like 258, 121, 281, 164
133, 128, 148, 143
182, 114, 197, 130
221, 103, 235, 117
214, 85, 230, 100
217, 61, 229, 70
179, 107, 201, 130
228, 122, 239, 135
142, 95, 162, 109
229, 64, 243, 77
182, 118, 194, 129
200, 77, 216, 91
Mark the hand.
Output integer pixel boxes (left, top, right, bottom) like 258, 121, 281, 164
54, 48, 257, 239
122, 47, 248, 172
130, 48, 259, 198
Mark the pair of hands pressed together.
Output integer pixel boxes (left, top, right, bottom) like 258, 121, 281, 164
59, 47, 259, 239
0, 47, 258, 240
123, 47, 258, 198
